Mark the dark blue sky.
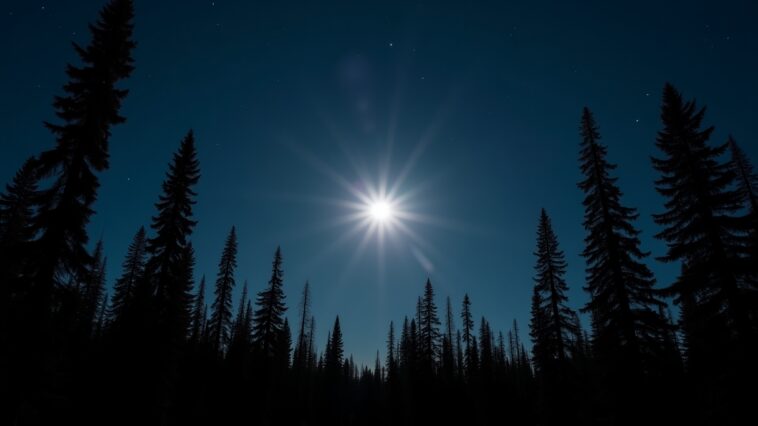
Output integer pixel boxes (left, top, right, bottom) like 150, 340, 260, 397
2, 0, 757, 365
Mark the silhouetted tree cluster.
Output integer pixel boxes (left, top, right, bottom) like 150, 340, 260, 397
2, 1, 757, 425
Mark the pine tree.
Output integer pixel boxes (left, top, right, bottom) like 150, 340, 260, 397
228, 281, 251, 358
209, 226, 238, 354
109, 226, 146, 324
419, 278, 441, 373
728, 136, 758, 271
325, 316, 344, 377
293, 280, 312, 371
275, 318, 292, 370
189, 275, 206, 344
479, 317, 494, 379
0, 157, 39, 307
386, 321, 397, 381
652, 84, 753, 372
530, 209, 577, 372
578, 108, 672, 382
30, 0, 135, 314
441, 296, 456, 378
460, 294, 476, 377
79, 240, 107, 335
140, 132, 200, 347
252, 247, 287, 358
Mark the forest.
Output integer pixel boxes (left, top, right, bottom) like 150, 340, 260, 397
1, 1, 757, 425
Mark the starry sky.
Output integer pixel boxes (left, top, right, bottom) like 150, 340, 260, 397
2, 0, 757, 365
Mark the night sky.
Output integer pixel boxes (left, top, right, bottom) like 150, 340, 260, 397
2, 0, 757, 365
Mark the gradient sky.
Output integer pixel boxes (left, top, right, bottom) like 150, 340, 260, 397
2, 0, 757, 365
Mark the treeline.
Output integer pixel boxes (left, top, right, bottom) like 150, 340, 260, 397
1, 1, 757, 425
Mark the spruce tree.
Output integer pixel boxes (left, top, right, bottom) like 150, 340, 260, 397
460, 294, 476, 376
0, 158, 39, 301
209, 226, 238, 354
652, 84, 753, 372
109, 226, 146, 324
728, 136, 758, 271
79, 240, 107, 335
189, 275, 206, 344
325, 316, 344, 377
419, 278, 441, 372
30, 0, 135, 313
293, 280, 312, 371
530, 209, 576, 372
252, 247, 287, 358
578, 108, 672, 380
386, 321, 397, 381
441, 296, 456, 378
144, 131, 200, 342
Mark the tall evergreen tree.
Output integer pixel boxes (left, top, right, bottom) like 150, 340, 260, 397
418, 278, 441, 372
189, 275, 206, 344
79, 240, 107, 335
530, 209, 577, 372
652, 84, 753, 372
325, 316, 344, 377
293, 280, 312, 371
578, 108, 673, 388
728, 136, 758, 270
252, 247, 287, 358
143, 131, 200, 342
30, 0, 135, 314
0, 157, 39, 308
109, 226, 146, 324
386, 321, 397, 380
441, 296, 456, 378
209, 226, 238, 354
460, 294, 476, 376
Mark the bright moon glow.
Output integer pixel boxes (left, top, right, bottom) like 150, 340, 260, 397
369, 200, 393, 222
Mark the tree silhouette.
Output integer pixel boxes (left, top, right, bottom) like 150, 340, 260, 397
728, 136, 758, 272
652, 84, 752, 365
652, 83, 755, 422
325, 316, 344, 378
109, 226, 147, 325
0, 157, 39, 314
293, 280, 312, 372
578, 107, 675, 412
30, 0, 135, 317
418, 278, 441, 374
252, 247, 287, 359
209, 226, 238, 354
144, 131, 200, 343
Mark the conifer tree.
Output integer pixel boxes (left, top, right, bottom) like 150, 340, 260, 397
386, 321, 397, 380
30, 0, 135, 313
441, 296, 456, 378
189, 275, 206, 344
209, 226, 238, 354
109, 226, 146, 324
652, 84, 753, 371
578, 108, 672, 380
0, 157, 39, 307
79, 240, 107, 335
143, 131, 200, 342
460, 294, 476, 376
252, 247, 287, 358
325, 316, 344, 377
228, 282, 251, 357
728, 136, 758, 270
419, 278, 441, 372
530, 209, 577, 372
293, 281, 312, 371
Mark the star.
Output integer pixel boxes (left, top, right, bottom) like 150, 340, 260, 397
389, 42, 393, 47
